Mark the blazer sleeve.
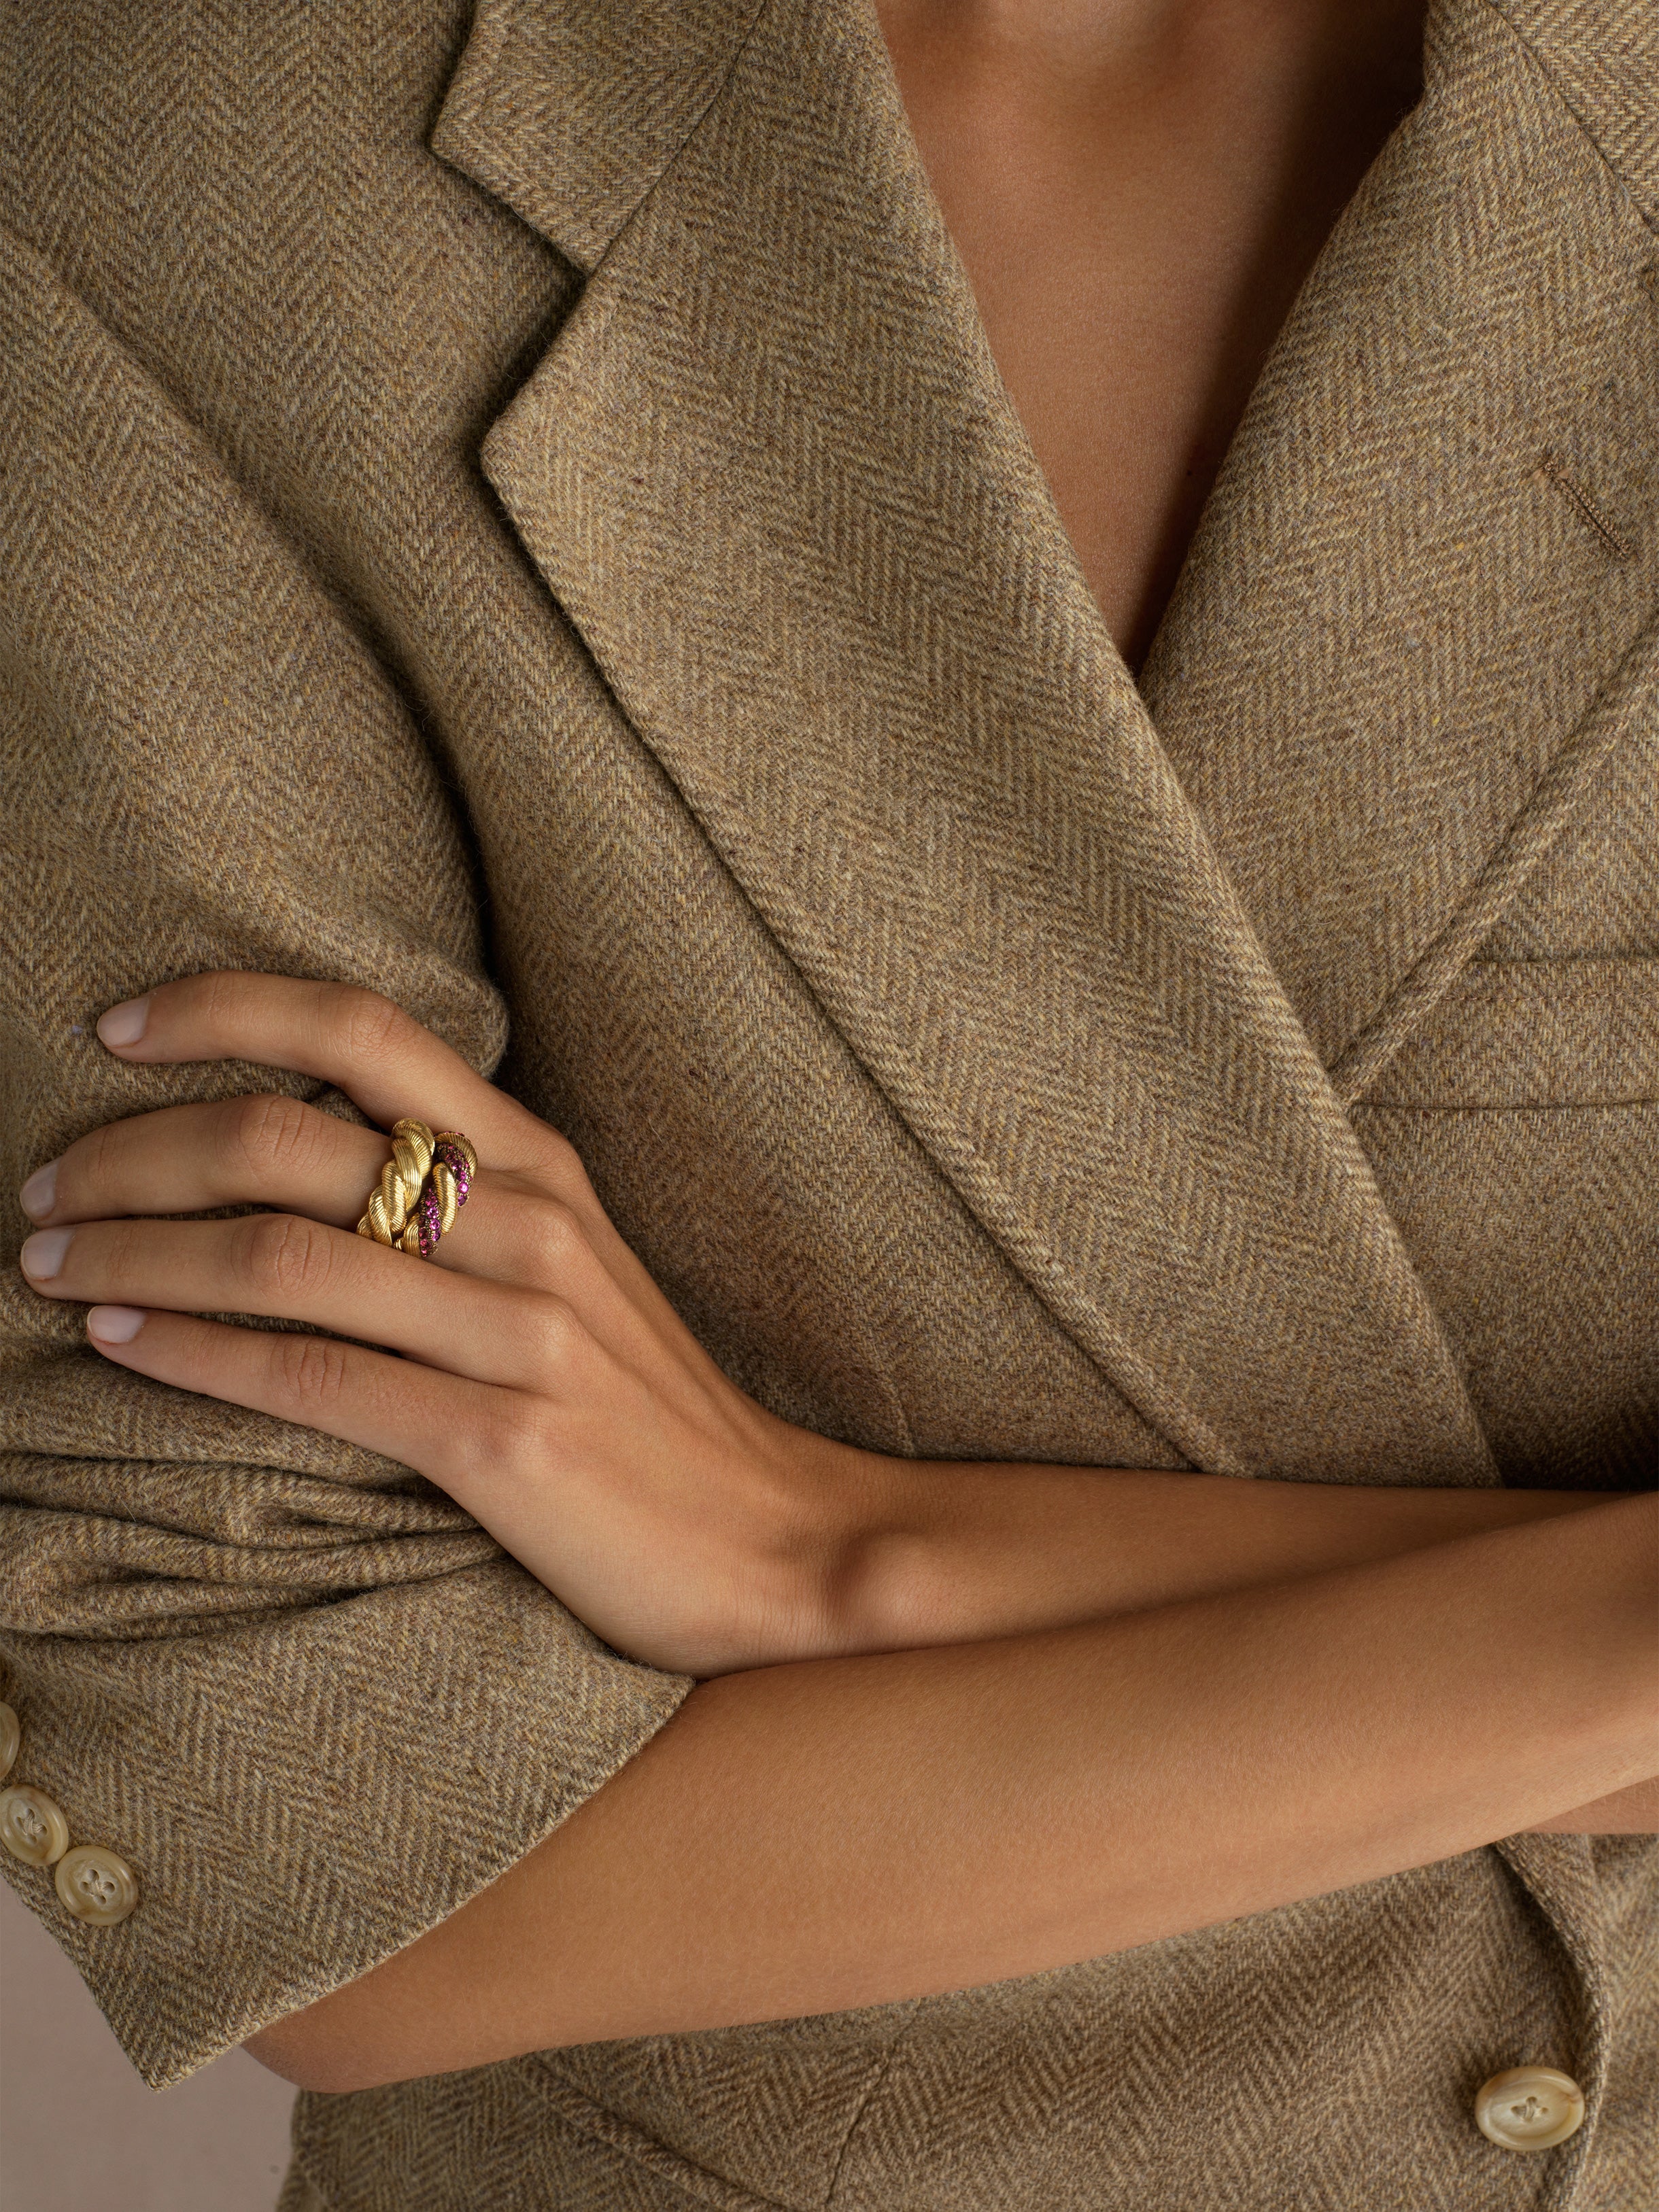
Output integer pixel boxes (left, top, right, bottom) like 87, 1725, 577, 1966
0, 228, 694, 2087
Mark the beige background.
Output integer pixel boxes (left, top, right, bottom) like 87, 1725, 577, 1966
0, 1877, 294, 2210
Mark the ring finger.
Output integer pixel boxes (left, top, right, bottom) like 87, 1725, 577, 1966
18, 1208, 558, 1392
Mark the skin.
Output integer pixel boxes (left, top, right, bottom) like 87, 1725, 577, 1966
17, 0, 1656, 2095
876, 0, 1435, 667
16, 971, 1659, 2099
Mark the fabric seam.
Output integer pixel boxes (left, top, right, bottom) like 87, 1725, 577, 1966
524, 2058, 801, 2211
1541, 452, 1639, 562
504, 0, 774, 275
822, 2005, 923, 2209
1475, 0, 1659, 236
1356, 1097, 1659, 1113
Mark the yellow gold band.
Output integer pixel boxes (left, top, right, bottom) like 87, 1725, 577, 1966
356, 1118, 434, 1246
356, 1123, 478, 1259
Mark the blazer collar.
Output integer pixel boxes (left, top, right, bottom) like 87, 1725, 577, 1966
432, 0, 764, 275
430, 0, 1509, 1483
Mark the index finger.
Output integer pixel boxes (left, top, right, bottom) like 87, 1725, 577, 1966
93, 971, 542, 1169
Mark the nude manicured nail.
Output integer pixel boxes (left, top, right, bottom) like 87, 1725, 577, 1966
87, 1306, 148, 1344
97, 995, 150, 1048
20, 1160, 58, 1220
20, 1228, 73, 1279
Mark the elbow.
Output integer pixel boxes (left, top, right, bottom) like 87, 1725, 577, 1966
242, 1999, 406, 2096
241, 2016, 341, 2094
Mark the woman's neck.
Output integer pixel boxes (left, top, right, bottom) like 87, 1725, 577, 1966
876, 0, 1431, 83
874, 0, 1433, 670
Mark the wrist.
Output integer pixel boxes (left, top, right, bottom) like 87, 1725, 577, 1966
756, 1425, 963, 1662
779, 1433, 925, 1659
793, 1446, 1010, 1658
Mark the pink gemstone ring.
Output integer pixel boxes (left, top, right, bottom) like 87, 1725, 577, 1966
409, 1129, 479, 1258
356, 1123, 478, 1258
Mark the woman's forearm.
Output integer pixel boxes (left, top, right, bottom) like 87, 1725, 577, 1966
825, 1456, 1618, 1654
825, 1462, 1638, 1835
249, 1491, 1659, 2092
1526, 1775, 1659, 1832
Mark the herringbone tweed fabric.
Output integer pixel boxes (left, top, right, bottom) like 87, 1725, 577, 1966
1, 0, 1654, 2206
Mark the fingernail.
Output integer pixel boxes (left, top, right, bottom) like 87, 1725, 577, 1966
97, 996, 150, 1048
88, 1306, 147, 1345
20, 1228, 73, 1280
20, 1160, 58, 1221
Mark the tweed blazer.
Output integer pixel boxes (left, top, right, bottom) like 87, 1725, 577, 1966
2, 0, 1656, 2205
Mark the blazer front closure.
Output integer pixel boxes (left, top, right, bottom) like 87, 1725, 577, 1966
432, 0, 1525, 1492
431, 1, 1659, 2176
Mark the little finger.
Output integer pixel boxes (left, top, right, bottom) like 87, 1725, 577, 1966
81, 1303, 528, 1506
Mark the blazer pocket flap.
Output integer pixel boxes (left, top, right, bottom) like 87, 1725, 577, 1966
1369, 957, 1659, 1107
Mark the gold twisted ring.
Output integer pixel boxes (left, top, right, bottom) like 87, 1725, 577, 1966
357, 1118, 433, 1246
356, 1120, 478, 1259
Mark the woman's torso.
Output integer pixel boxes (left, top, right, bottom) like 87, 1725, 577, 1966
5, 0, 1654, 2204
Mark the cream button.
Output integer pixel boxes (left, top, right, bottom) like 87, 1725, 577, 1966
0, 1701, 18, 1780
55, 1844, 139, 1926
0, 1785, 71, 1867
1474, 2067, 1586, 2151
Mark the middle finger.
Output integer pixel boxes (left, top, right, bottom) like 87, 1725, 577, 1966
22, 1094, 526, 1282
18, 1209, 558, 1392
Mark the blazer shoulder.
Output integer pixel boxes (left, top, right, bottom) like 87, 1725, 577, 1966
1488, 0, 1659, 224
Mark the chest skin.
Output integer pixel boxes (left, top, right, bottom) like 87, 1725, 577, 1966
874, 0, 1432, 672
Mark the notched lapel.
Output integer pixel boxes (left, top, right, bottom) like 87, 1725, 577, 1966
431, 0, 764, 273
433, 0, 1492, 1483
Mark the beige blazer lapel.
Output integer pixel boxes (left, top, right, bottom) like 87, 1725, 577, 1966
1144, 0, 1659, 1099
432, 0, 1492, 1485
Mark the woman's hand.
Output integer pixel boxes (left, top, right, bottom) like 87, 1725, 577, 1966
18, 968, 1654, 1780
16, 971, 870, 1678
